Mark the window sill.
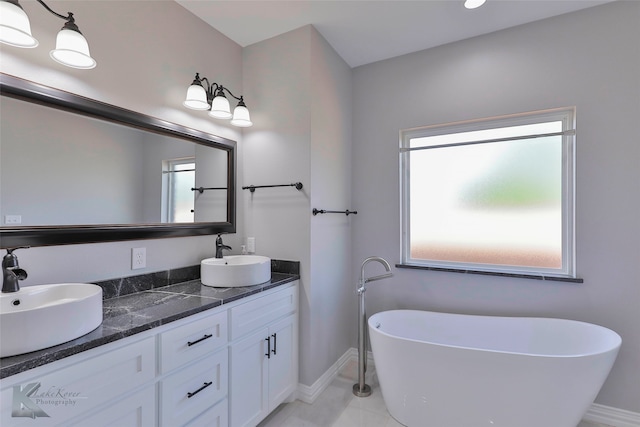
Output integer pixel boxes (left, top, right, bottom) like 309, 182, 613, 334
395, 264, 583, 283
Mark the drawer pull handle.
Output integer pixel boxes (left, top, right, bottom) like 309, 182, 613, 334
265, 336, 271, 359
187, 381, 213, 398
272, 333, 277, 355
187, 334, 213, 346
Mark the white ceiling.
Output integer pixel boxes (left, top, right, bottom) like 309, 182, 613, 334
176, 0, 615, 68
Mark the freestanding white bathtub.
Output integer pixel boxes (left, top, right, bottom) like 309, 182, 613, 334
368, 310, 621, 427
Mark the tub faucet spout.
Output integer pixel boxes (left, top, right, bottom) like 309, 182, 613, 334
361, 256, 392, 284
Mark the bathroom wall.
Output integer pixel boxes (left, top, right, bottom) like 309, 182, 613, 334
352, 1, 640, 413
242, 26, 353, 387
0, 1, 245, 283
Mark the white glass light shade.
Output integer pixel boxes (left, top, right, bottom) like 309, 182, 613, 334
183, 84, 210, 110
0, 1, 38, 48
230, 105, 253, 127
50, 29, 96, 69
464, 0, 486, 9
209, 95, 232, 119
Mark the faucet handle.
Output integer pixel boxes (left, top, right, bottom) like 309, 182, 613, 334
3, 246, 30, 268
5, 246, 30, 255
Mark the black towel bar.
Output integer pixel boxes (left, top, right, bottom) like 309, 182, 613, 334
242, 182, 303, 193
191, 187, 227, 193
312, 208, 357, 216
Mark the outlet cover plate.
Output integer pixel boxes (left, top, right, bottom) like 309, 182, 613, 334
132, 247, 146, 270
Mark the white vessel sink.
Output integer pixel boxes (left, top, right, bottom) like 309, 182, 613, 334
201, 255, 271, 288
0, 283, 103, 358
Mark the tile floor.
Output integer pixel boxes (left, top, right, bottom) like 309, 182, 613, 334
258, 362, 613, 427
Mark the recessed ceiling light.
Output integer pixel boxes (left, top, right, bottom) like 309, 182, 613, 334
464, 0, 486, 9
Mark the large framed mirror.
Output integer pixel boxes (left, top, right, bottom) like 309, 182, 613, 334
0, 74, 236, 248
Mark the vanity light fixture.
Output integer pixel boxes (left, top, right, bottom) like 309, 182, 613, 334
0, 0, 96, 69
184, 73, 253, 128
464, 0, 486, 9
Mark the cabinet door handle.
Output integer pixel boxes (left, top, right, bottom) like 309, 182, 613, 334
272, 333, 277, 355
187, 333, 213, 347
265, 336, 271, 359
187, 381, 213, 398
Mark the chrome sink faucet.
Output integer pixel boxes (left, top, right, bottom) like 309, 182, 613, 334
2, 247, 29, 293
215, 234, 232, 259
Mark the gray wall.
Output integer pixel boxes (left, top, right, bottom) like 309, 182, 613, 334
243, 26, 353, 387
352, 1, 640, 412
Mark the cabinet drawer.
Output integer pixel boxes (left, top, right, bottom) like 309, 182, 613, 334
0, 336, 155, 427
184, 398, 228, 427
66, 385, 156, 427
160, 310, 228, 374
230, 285, 297, 340
160, 349, 228, 427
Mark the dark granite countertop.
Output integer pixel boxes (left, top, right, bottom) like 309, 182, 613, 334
0, 260, 299, 380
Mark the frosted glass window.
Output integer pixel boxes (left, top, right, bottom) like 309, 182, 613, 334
400, 108, 576, 277
167, 159, 195, 223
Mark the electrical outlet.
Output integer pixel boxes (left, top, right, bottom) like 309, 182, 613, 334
131, 247, 146, 270
4, 215, 21, 225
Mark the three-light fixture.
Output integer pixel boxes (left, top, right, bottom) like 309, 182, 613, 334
0, 0, 96, 69
183, 73, 252, 128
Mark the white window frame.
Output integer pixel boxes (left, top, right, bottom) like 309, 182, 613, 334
400, 107, 576, 278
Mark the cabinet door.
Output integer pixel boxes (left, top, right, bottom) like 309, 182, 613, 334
268, 315, 297, 410
229, 328, 269, 427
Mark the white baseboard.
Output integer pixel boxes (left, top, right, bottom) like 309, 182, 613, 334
583, 403, 640, 427
296, 348, 374, 404
297, 347, 640, 427
296, 348, 354, 404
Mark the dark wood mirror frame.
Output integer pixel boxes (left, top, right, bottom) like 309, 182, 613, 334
0, 73, 236, 248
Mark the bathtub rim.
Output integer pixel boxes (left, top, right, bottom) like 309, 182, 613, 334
368, 309, 622, 359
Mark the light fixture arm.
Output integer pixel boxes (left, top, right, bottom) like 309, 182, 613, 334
34, 0, 71, 22
218, 86, 243, 102
4, 0, 83, 31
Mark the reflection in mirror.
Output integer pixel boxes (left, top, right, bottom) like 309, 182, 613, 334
2, 96, 228, 225
0, 74, 236, 248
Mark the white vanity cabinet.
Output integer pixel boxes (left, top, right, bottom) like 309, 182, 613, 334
229, 285, 298, 427
0, 281, 298, 427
